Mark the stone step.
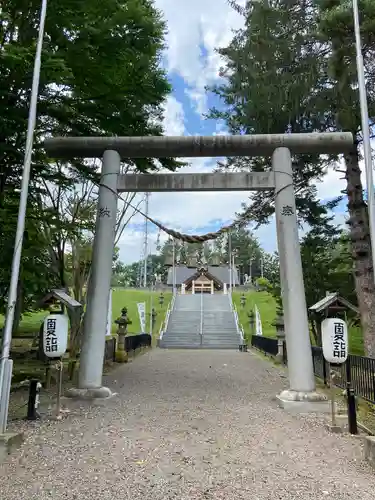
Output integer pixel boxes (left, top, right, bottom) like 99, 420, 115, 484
159, 343, 239, 349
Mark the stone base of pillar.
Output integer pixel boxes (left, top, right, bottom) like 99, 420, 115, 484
325, 423, 343, 434
274, 354, 283, 365
115, 349, 128, 363
276, 389, 331, 414
65, 386, 115, 400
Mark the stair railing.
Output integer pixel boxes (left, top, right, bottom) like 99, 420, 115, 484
158, 294, 176, 341
200, 291, 203, 345
233, 303, 244, 344
228, 287, 233, 311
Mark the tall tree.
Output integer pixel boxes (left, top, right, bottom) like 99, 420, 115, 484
0, 0, 181, 318
209, 0, 375, 356
226, 227, 263, 281
315, 0, 375, 356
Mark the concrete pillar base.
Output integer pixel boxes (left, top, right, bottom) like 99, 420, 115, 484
274, 354, 284, 364
325, 424, 343, 434
364, 436, 375, 467
65, 386, 114, 400
115, 350, 128, 363
276, 389, 331, 414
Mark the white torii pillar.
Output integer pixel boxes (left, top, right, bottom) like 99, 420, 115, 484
273, 148, 327, 411
67, 150, 120, 399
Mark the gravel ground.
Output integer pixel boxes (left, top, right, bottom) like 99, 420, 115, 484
1, 349, 375, 500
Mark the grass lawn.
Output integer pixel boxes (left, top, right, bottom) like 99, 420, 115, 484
0, 288, 365, 355
231, 290, 365, 355
232, 290, 277, 339
0, 289, 172, 338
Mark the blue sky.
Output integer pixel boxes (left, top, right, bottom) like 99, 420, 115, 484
117, 0, 354, 265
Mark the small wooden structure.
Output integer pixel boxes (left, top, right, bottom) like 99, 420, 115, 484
39, 289, 82, 312
38, 290, 82, 378
185, 267, 221, 294
309, 292, 359, 346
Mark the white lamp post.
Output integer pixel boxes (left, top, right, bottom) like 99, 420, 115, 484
0, 0, 48, 433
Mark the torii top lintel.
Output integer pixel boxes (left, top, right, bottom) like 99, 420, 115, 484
44, 132, 354, 159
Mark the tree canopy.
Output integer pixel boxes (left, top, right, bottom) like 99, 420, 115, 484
0, 0, 181, 317
208, 0, 375, 356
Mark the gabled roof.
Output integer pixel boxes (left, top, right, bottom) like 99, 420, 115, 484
309, 292, 359, 315
167, 265, 239, 285
38, 289, 82, 309
184, 268, 223, 288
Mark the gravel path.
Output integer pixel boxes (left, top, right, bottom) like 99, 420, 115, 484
1, 349, 374, 499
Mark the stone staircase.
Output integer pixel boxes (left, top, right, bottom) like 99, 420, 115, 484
201, 295, 240, 349
159, 294, 241, 349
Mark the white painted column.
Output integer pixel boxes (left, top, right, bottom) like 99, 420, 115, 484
192, 280, 195, 294
72, 150, 120, 398
211, 281, 214, 294
273, 148, 325, 409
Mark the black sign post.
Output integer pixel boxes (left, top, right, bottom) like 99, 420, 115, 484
346, 357, 358, 435
27, 379, 41, 420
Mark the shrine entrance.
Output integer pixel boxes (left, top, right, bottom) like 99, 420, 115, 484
44, 132, 353, 411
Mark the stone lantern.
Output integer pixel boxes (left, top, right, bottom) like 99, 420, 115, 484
151, 308, 157, 331
247, 310, 255, 336
114, 307, 132, 362
159, 293, 164, 308
273, 313, 285, 364
240, 293, 246, 308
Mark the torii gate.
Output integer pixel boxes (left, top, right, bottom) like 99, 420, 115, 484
45, 132, 353, 412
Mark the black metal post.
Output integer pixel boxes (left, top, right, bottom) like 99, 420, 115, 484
323, 359, 327, 386
346, 358, 358, 435
27, 379, 40, 420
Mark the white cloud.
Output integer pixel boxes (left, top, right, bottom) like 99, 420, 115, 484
117, 1, 373, 264
118, 158, 249, 264
155, 0, 246, 115
162, 95, 186, 135
117, 157, 357, 264
314, 163, 347, 201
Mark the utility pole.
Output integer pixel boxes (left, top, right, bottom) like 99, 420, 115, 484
0, 0, 48, 434
352, 0, 375, 283
142, 193, 150, 288
172, 238, 176, 294
232, 251, 236, 289
249, 257, 253, 283
228, 231, 232, 292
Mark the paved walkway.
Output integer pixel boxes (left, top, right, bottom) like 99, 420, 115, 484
1, 350, 375, 499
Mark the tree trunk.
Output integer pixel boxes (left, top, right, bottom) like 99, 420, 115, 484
345, 147, 375, 357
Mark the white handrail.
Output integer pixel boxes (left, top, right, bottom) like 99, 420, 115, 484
158, 294, 176, 341
228, 289, 233, 311
233, 303, 244, 343
200, 291, 203, 342
171, 293, 176, 311
158, 304, 169, 340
